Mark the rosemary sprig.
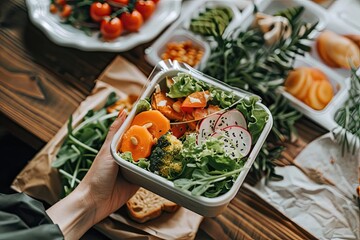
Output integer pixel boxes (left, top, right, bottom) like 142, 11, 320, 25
333, 68, 360, 155
200, 6, 317, 180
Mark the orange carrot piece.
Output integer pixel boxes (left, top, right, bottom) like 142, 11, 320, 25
152, 92, 183, 121
131, 110, 170, 139
120, 125, 154, 161
182, 90, 210, 108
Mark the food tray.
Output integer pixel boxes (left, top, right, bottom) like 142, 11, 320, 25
111, 60, 273, 217
229, 0, 359, 133
307, 17, 360, 78
145, 29, 211, 70
280, 57, 349, 131
254, 0, 328, 31
144, 0, 253, 70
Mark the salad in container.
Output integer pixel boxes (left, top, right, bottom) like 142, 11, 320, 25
111, 60, 272, 216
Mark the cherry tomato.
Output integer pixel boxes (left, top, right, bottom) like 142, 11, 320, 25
101, 17, 123, 40
107, 0, 129, 7
60, 4, 72, 18
171, 123, 187, 138
120, 10, 143, 32
49, 4, 58, 14
135, 0, 155, 20
55, 0, 66, 6
152, 0, 160, 4
90, 2, 112, 22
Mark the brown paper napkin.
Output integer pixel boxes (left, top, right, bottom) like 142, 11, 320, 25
11, 56, 203, 239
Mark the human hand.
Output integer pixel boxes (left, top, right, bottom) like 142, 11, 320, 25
47, 111, 139, 239
78, 111, 139, 223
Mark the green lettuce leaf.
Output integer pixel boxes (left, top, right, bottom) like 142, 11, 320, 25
167, 73, 208, 98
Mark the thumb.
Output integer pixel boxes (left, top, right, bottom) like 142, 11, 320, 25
105, 110, 127, 143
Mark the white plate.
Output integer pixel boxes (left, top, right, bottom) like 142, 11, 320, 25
26, 0, 182, 52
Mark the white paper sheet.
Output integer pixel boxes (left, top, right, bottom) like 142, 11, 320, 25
247, 133, 359, 240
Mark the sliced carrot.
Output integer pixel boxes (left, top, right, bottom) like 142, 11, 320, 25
182, 90, 210, 108
171, 123, 187, 138
305, 81, 326, 110
317, 80, 334, 104
309, 68, 327, 81
131, 110, 170, 139
207, 105, 221, 114
120, 125, 154, 161
152, 92, 183, 121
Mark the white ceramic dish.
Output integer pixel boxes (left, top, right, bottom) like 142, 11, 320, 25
26, 0, 181, 52
145, 29, 211, 70
110, 60, 273, 217
280, 57, 349, 131
307, 17, 360, 78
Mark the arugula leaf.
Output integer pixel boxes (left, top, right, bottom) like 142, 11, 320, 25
174, 133, 245, 197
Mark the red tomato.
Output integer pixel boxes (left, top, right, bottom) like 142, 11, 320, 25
135, 0, 155, 20
90, 2, 112, 22
55, 0, 66, 6
100, 17, 123, 40
60, 4, 72, 18
152, 0, 159, 3
171, 123, 187, 138
120, 10, 144, 32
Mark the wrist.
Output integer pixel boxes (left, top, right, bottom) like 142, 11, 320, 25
46, 185, 96, 239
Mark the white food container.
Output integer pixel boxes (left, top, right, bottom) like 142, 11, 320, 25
145, 0, 252, 70
111, 60, 273, 217
280, 57, 349, 131
307, 17, 360, 78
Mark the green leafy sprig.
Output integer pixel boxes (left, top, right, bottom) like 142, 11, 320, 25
52, 93, 118, 196
333, 68, 360, 155
198, 6, 318, 180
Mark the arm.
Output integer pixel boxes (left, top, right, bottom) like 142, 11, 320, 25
46, 112, 139, 240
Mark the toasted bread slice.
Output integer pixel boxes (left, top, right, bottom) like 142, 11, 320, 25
126, 188, 179, 223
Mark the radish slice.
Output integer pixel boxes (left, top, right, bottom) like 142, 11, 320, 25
214, 109, 247, 131
197, 113, 221, 145
211, 125, 252, 158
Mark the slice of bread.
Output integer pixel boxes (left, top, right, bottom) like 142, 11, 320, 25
126, 187, 180, 223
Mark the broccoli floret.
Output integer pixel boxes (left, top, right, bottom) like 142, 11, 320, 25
149, 132, 183, 179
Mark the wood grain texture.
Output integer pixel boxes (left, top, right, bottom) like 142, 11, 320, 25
0, 1, 327, 240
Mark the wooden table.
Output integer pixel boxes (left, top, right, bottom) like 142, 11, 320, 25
0, 1, 327, 239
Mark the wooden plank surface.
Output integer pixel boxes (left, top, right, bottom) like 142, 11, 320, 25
0, 1, 327, 239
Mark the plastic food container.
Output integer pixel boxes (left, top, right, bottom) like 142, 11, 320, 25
145, 29, 211, 70
145, 0, 251, 70
111, 60, 273, 217
280, 57, 349, 131
254, 0, 328, 31
307, 17, 360, 78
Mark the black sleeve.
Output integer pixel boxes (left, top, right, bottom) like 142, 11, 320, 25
0, 193, 63, 240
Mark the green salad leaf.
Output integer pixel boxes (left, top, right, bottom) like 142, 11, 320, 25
167, 72, 208, 98
236, 96, 268, 143
174, 133, 245, 197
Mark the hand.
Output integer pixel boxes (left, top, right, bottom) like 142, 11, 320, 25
47, 111, 139, 240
